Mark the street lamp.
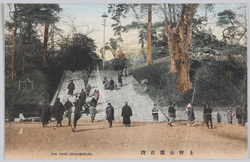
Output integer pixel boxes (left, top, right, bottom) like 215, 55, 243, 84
101, 12, 108, 70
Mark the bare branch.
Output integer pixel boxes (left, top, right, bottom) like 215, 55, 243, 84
159, 4, 169, 26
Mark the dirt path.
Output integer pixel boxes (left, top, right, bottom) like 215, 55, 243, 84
5, 120, 248, 159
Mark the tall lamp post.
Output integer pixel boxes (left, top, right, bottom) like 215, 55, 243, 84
101, 12, 108, 70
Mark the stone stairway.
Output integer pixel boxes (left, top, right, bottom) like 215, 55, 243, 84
51, 69, 166, 122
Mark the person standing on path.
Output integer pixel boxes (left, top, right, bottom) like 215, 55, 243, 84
85, 84, 91, 97
217, 112, 221, 123
227, 107, 234, 124
89, 102, 97, 123
75, 95, 83, 111
92, 90, 100, 107
109, 78, 115, 91
121, 102, 133, 127
236, 105, 243, 125
168, 102, 176, 126
52, 98, 65, 127
38, 99, 51, 127
79, 89, 87, 110
152, 104, 159, 122
103, 76, 109, 89
186, 103, 195, 126
106, 103, 114, 127
118, 71, 123, 87
204, 104, 213, 129
64, 98, 73, 110
67, 102, 82, 131
67, 80, 75, 96
83, 75, 89, 89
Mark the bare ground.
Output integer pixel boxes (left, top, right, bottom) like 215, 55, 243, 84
5, 119, 248, 159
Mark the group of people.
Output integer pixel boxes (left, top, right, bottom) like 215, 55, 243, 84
227, 105, 247, 125
152, 102, 247, 129
152, 102, 176, 126
38, 98, 133, 130
103, 77, 117, 91
102, 67, 133, 91
152, 102, 194, 127
122, 67, 133, 77
105, 102, 133, 128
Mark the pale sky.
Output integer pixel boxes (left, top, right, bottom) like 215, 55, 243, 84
4, 3, 248, 60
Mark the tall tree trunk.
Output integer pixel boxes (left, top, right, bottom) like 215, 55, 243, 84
43, 21, 49, 63
176, 4, 197, 93
147, 4, 152, 65
9, 4, 17, 79
165, 24, 181, 74
165, 4, 198, 93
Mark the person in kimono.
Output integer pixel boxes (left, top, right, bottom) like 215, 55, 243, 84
106, 103, 114, 127
121, 102, 133, 127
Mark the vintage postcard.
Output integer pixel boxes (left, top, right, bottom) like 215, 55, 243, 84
3, 1, 248, 160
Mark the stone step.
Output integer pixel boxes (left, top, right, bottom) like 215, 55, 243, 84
51, 70, 157, 123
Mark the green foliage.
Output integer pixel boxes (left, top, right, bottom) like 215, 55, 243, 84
105, 37, 123, 58
6, 4, 62, 31
108, 4, 131, 36
5, 4, 63, 62
217, 10, 236, 26
132, 59, 247, 107
104, 58, 128, 71
216, 9, 246, 45
59, 34, 98, 71
5, 61, 64, 119
5, 69, 50, 117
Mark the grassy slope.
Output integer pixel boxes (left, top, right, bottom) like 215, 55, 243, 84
132, 58, 247, 108
5, 63, 63, 119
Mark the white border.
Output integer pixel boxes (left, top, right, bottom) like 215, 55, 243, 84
0, 0, 249, 162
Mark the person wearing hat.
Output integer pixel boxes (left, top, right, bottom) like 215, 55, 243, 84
204, 103, 213, 129
121, 102, 133, 127
38, 99, 51, 127
89, 102, 97, 123
79, 89, 87, 111
106, 103, 114, 127
118, 71, 123, 87
168, 102, 176, 126
67, 80, 75, 96
227, 107, 234, 124
52, 98, 65, 127
109, 78, 115, 91
64, 98, 73, 110
85, 83, 92, 97
67, 101, 82, 131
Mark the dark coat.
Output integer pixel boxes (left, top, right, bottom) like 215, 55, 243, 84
106, 105, 114, 120
79, 91, 87, 105
40, 103, 51, 123
89, 106, 97, 117
204, 107, 212, 120
187, 106, 195, 121
67, 106, 81, 121
121, 105, 132, 125
236, 107, 243, 118
75, 98, 83, 111
109, 79, 115, 89
168, 105, 176, 118
118, 75, 122, 82
64, 100, 73, 110
68, 82, 75, 95
53, 101, 65, 121
85, 84, 91, 93
83, 76, 88, 87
